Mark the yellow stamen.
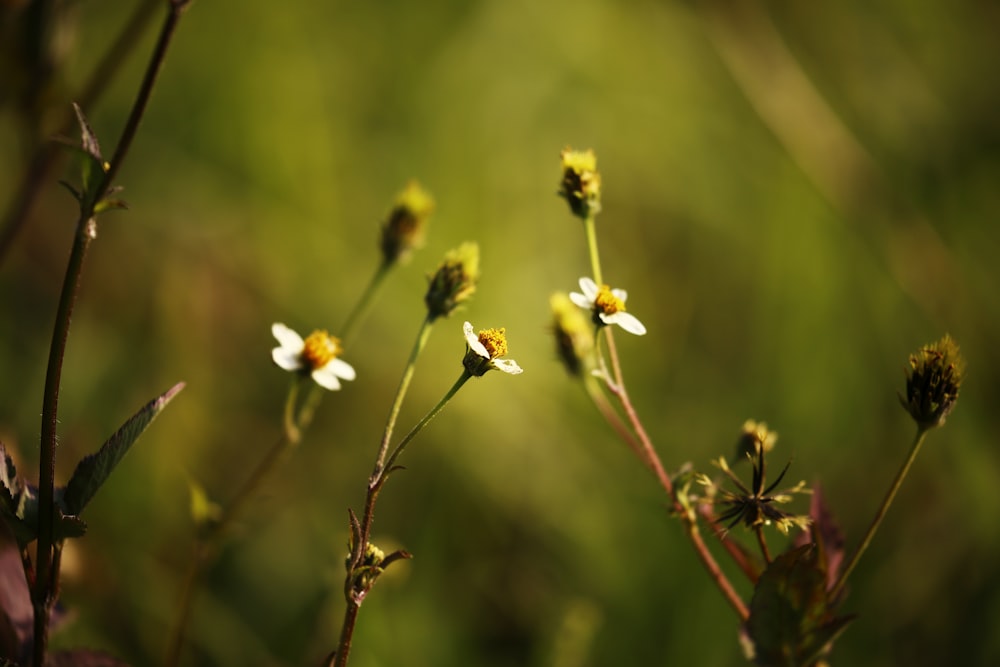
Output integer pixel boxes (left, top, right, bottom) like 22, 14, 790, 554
594, 285, 625, 315
477, 328, 508, 359
301, 330, 341, 370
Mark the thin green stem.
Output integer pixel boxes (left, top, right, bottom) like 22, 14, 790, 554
334, 367, 468, 667
831, 426, 929, 599
382, 371, 471, 476
340, 262, 392, 345
583, 215, 603, 284
371, 315, 435, 480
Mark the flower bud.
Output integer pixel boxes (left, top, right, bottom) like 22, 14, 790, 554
550, 292, 594, 377
900, 334, 965, 429
558, 147, 601, 219
425, 242, 479, 320
380, 181, 434, 266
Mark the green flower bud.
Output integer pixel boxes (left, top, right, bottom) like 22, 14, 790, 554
425, 243, 479, 320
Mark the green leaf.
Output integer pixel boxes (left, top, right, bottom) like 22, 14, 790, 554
62, 382, 184, 517
746, 544, 855, 666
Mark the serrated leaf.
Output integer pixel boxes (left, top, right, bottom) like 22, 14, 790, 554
747, 544, 855, 666
62, 383, 184, 517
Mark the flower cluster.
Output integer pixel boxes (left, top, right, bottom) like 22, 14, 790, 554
558, 147, 602, 219
462, 322, 523, 377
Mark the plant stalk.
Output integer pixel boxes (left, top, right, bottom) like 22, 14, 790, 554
831, 426, 929, 599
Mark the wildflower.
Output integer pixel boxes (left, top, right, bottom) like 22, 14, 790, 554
709, 441, 810, 535
558, 147, 601, 219
271, 323, 356, 390
462, 321, 523, 377
550, 292, 594, 377
425, 243, 479, 320
899, 334, 965, 429
380, 180, 434, 266
569, 277, 646, 335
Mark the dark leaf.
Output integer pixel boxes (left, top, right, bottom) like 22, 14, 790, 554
0, 446, 37, 549
62, 383, 184, 517
747, 545, 855, 666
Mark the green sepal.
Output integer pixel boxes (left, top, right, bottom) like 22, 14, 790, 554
62, 382, 184, 517
746, 544, 855, 666
67, 103, 110, 210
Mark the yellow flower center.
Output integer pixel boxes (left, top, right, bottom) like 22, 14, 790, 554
301, 330, 341, 370
477, 328, 508, 359
594, 285, 625, 315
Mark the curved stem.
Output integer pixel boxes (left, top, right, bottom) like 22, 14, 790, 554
382, 371, 470, 476
0, 0, 161, 265
34, 214, 96, 664
371, 316, 435, 480
831, 426, 929, 599
600, 327, 749, 620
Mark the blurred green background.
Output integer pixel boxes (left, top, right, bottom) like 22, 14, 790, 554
2, 0, 999, 664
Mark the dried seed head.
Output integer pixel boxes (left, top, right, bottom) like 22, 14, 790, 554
900, 334, 965, 429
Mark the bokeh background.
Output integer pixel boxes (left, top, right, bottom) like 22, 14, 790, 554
2, 0, 999, 665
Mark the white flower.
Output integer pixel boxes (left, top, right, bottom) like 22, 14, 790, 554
271, 323, 356, 390
569, 277, 646, 336
462, 321, 523, 376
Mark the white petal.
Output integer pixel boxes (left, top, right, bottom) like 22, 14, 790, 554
327, 357, 356, 381
272, 322, 304, 350
272, 347, 304, 371
611, 287, 628, 302
463, 321, 489, 358
493, 359, 523, 375
569, 291, 592, 309
608, 312, 646, 336
578, 277, 599, 300
311, 367, 343, 390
